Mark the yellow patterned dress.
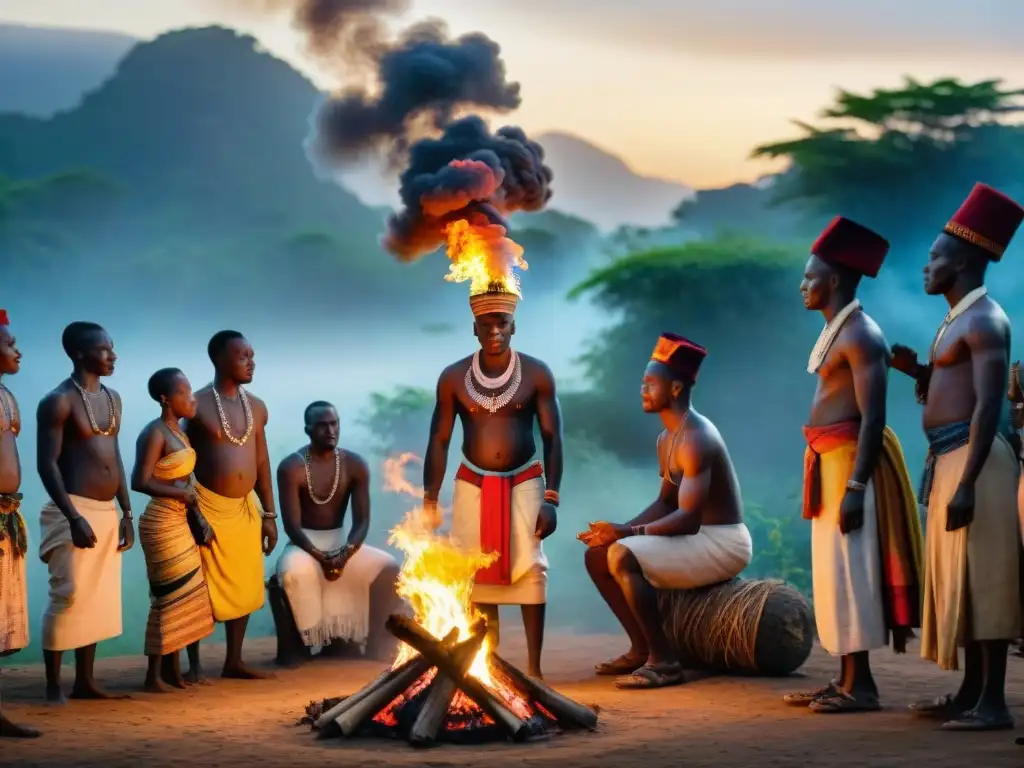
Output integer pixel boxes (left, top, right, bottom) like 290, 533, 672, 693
138, 447, 215, 656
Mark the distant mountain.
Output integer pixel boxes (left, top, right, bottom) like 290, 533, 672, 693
0, 26, 598, 319
535, 131, 692, 232
0, 24, 136, 116
0, 24, 692, 232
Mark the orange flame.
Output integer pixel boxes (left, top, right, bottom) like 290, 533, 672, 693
383, 453, 497, 684
443, 218, 528, 297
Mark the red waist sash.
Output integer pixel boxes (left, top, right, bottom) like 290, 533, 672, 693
455, 461, 544, 586
801, 420, 860, 520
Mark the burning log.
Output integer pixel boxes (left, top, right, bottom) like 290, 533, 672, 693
386, 614, 529, 742
314, 629, 458, 735
489, 654, 598, 731
409, 619, 488, 747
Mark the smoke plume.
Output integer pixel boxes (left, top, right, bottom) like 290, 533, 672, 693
238, 0, 554, 261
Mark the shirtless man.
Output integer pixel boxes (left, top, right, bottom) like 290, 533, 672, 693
36, 321, 134, 704
783, 217, 923, 713
185, 330, 278, 679
579, 333, 752, 689
0, 310, 39, 738
274, 401, 400, 665
891, 183, 1022, 732
424, 286, 561, 678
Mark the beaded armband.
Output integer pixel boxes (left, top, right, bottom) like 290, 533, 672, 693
543, 489, 560, 507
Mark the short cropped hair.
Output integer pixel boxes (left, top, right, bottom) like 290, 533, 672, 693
304, 401, 336, 425
148, 367, 184, 404
207, 330, 244, 363
61, 321, 105, 359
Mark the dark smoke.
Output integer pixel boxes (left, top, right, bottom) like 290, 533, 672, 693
241, 0, 553, 261
383, 116, 553, 261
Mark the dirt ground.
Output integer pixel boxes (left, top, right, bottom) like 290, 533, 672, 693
2, 632, 1022, 767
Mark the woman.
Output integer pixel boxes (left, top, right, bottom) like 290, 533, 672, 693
132, 367, 215, 692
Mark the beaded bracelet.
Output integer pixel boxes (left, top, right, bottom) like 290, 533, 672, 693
543, 489, 560, 507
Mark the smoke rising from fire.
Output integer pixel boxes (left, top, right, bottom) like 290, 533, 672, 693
235, 0, 554, 264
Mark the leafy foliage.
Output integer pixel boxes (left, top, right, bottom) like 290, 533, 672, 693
356, 386, 435, 457
752, 77, 1024, 260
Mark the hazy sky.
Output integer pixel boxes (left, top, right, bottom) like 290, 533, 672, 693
1, 0, 1022, 187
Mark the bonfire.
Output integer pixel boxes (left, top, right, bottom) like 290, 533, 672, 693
304, 452, 597, 746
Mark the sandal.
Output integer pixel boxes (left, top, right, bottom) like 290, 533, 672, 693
595, 653, 647, 676
783, 680, 839, 707
941, 709, 1015, 732
615, 662, 684, 690
809, 692, 881, 714
908, 693, 961, 720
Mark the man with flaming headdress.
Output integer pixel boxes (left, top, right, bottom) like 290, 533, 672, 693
422, 280, 562, 680
784, 217, 923, 714
891, 183, 1023, 732
579, 334, 752, 689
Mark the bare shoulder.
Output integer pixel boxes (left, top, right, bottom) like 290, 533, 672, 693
518, 353, 555, 384
37, 385, 72, 421
277, 449, 304, 478
438, 356, 472, 391
841, 311, 889, 364
341, 449, 370, 480
245, 389, 269, 420
966, 297, 1011, 346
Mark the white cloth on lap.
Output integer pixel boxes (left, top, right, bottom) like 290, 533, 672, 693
618, 523, 753, 590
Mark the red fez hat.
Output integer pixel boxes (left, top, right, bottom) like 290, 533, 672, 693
651, 332, 707, 381
0, 309, 8, 325
944, 183, 1024, 260
810, 216, 889, 278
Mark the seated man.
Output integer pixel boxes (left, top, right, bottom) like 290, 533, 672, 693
579, 333, 752, 689
272, 401, 400, 664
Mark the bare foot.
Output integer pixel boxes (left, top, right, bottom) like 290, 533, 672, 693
183, 667, 212, 686
160, 670, 188, 690
222, 662, 274, 680
45, 687, 68, 706
69, 681, 131, 700
143, 676, 174, 694
527, 668, 545, 680
0, 713, 42, 738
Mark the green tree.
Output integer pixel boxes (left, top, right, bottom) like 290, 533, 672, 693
356, 386, 435, 457
752, 77, 1024, 260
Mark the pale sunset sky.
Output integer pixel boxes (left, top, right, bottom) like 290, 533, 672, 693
1, 0, 1021, 187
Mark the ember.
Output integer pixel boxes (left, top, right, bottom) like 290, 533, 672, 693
304, 455, 597, 746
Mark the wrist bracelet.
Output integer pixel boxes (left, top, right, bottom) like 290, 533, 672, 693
631, 524, 647, 536
262, 511, 278, 520
543, 489, 560, 507
846, 479, 867, 492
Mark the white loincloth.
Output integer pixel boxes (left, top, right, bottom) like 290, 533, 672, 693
618, 523, 753, 590
0, 530, 29, 653
39, 495, 122, 651
922, 437, 1021, 669
275, 528, 395, 649
451, 458, 548, 605
810, 444, 887, 656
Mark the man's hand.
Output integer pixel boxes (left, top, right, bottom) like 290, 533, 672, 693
838, 489, 865, 535
890, 344, 921, 378
261, 517, 278, 555
535, 502, 558, 539
117, 515, 135, 552
69, 515, 97, 549
945, 482, 975, 532
321, 546, 354, 582
422, 500, 442, 531
1009, 361, 1022, 402
578, 521, 629, 548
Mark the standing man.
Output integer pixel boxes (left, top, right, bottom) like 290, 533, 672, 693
274, 401, 400, 665
186, 330, 277, 679
783, 217, 924, 713
424, 285, 562, 679
891, 183, 1023, 731
0, 310, 39, 737
579, 333, 753, 689
36, 321, 134, 704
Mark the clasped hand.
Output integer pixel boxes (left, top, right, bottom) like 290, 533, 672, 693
321, 545, 353, 582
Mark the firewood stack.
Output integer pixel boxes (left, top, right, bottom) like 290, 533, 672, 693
306, 614, 599, 747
